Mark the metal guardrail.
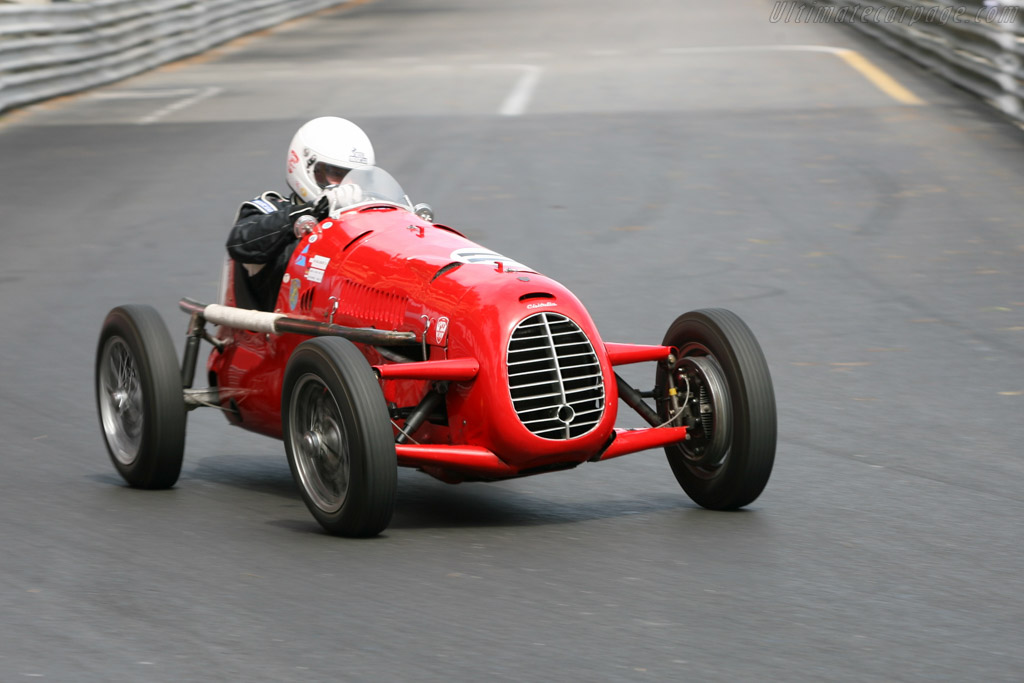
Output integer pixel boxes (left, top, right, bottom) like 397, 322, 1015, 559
0, 0, 347, 114
805, 0, 1024, 122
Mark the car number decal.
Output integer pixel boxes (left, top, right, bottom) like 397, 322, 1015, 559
449, 248, 532, 273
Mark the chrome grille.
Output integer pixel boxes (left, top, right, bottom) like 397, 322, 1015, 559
506, 312, 605, 440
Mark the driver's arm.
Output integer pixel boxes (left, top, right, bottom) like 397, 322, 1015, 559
226, 195, 318, 264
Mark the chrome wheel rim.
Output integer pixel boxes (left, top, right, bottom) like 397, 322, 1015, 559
98, 336, 144, 465
289, 374, 350, 514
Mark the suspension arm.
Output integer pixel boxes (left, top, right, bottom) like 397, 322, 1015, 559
615, 373, 663, 428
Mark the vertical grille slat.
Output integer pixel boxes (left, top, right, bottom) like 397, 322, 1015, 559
506, 312, 605, 440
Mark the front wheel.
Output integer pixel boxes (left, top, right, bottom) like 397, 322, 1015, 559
655, 309, 776, 509
95, 305, 186, 489
282, 337, 397, 537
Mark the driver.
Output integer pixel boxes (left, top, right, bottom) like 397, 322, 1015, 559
226, 116, 374, 311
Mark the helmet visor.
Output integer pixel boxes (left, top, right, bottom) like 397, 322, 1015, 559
313, 161, 351, 188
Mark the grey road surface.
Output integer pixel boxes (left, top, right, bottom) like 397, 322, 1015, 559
1, 0, 1022, 680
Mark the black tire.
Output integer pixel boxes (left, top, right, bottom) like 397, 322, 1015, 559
282, 337, 397, 537
656, 309, 776, 510
95, 305, 186, 489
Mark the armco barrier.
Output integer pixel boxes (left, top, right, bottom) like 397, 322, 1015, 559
0, 0, 347, 114
803, 0, 1024, 123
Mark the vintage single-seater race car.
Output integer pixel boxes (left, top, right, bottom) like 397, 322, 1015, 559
95, 167, 777, 537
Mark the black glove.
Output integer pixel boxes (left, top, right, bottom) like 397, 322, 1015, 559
311, 195, 331, 221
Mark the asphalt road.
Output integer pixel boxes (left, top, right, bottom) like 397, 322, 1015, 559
1, 0, 1022, 680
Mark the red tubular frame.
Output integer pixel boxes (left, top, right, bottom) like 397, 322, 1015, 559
395, 426, 689, 475
604, 343, 674, 366
395, 444, 516, 476
598, 426, 689, 461
374, 358, 480, 381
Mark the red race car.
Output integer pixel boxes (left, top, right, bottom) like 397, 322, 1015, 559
95, 167, 776, 537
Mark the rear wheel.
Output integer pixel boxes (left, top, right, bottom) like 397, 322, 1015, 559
282, 337, 397, 537
656, 309, 776, 509
95, 305, 186, 489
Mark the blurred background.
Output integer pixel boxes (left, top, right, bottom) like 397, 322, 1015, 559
1, 1, 1022, 681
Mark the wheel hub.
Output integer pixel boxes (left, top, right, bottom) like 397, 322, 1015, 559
112, 389, 129, 413
301, 431, 323, 458
674, 355, 732, 468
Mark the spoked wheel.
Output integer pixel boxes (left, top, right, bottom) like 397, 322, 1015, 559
655, 309, 776, 510
95, 305, 186, 489
282, 337, 396, 537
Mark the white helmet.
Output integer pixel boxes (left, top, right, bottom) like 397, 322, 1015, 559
285, 117, 376, 201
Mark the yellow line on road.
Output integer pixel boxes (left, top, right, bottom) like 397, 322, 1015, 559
662, 44, 926, 106
834, 48, 925, 106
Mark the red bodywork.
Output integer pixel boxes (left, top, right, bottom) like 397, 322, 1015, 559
209, 204, 684, 482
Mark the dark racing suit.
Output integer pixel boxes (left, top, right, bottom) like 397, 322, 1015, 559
226, 191, 322, 311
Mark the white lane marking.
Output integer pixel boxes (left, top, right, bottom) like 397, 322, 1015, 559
495, 65, 543, 116
89, 89, 202, 100
136, 86, 223, 125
